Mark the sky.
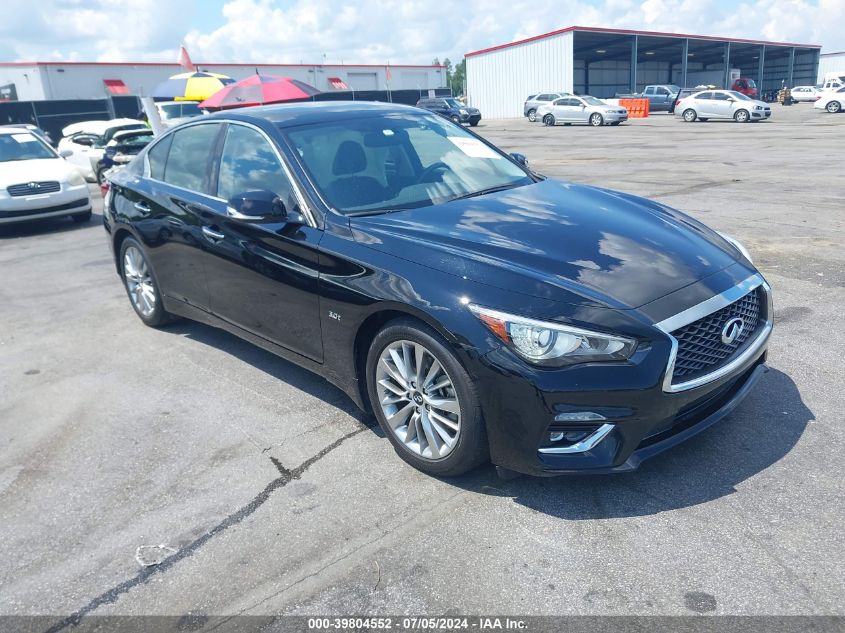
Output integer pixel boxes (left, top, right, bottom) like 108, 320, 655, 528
1, 0, 842, 66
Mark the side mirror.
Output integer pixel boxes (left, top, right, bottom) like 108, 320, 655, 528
59, 149, 73, 158
510, 152, 529, 168
227, 190, 285, 221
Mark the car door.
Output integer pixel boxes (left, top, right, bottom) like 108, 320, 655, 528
128, 122, 222, 309
711, 92, 734, 118
655, 86, 671, 109
201, 122, 324, 362
570, 98, 591, 123
694, 92, 714, 116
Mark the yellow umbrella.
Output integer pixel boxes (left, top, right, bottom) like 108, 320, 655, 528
152, 71, 235, 101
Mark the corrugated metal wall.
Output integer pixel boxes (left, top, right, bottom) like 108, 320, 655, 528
818, 52, 845, 82
466, 32, 573, 119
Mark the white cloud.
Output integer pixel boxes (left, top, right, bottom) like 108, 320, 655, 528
1, 0, 842, 65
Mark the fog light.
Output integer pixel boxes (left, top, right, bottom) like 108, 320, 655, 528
549, 430, 591, 443
554, 411, 607, 422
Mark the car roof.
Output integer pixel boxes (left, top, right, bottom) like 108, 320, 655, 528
62, 118, 143, 137
157, 100, 200, 106
205, 101, 425, 129
0, 127, 39, 136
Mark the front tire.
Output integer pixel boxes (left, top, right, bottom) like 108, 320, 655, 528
542, 114, 555, 126
527, 109, 537, 122
366, 319, 488, 477
589, 113, 604, 127
734, 109, 750, 123
827, 101, 842, 113
119, 237, 173, 328
683, 108, 697, 122
450, 115, 461, 125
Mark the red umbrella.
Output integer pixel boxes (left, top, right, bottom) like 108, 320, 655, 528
199, 74, 321, 110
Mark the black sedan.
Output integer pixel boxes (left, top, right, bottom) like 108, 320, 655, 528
103, 102, 772, 477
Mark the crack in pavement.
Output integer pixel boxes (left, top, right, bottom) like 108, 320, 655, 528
43, 426, 369, 633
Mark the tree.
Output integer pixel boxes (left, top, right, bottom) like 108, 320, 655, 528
450, 58, 466, 96
432, 57, 441, 67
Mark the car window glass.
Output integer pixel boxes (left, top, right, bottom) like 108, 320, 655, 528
217, 124, 295, 209
714, 92, 730, 100
697, 92, 713, 100
147, 134, 172, 180
657, 87, 669, 95
645, 87, 655, 95
552, 99, 566, 106
537, 94, 551, 101
163, 124, 219, 193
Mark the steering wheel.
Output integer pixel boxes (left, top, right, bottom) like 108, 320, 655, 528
416, 161, 450, 184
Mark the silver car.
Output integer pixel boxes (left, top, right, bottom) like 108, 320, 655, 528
523, 92, 572, 122
537, 95, 628, 127
675, 90, 771, 123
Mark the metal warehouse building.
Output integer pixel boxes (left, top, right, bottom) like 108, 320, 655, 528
0, 61, 447, 102
466, 26, 821, 118
818, 51, 845, 83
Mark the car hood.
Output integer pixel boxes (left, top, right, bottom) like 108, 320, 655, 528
350, 179, 740, 309
0, 158, 76, 186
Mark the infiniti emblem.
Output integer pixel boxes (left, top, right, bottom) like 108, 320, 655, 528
721, 317, 745, 345
413, 393, 424, 405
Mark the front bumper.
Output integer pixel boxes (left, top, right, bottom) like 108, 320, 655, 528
0, 184, 91, 224
603, 111, 628, 123
459, 113, 482, 124
471, 277, 772, 476
751, 109, 771, 119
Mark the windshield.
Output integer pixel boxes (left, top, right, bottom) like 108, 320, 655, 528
159, 103, 202, 120
285, 113, 533, 215
580, 96, 606, 106
443, 98, 463, 108
0, 132, 56, 162
728, 91, 753, 101
745, 79, 757, 88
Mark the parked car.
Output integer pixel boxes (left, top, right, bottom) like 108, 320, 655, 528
0, 128, 91, 225
668, 88, 697, 113
617, 85, 679, 112
0, 123, 54, 146
58, 118, 146, 183
731, 77, 759, 97
537, 95, 628, 127
98, 129, 154, 175
104, 101, 771, 477
789, 86, 819, 102
415, 97, 481, 126
523, 92, 573, 122
675, 90, 771, 122
155, 100, 204, 128
813, 87, 845, 113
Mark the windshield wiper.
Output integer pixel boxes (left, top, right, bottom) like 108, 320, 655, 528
447, 183, 521, 202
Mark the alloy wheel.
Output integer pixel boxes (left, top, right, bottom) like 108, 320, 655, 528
376, 340, 461, 460
683, 109, 696, 122
735, 109, 749, 123
827, 101, 841, 113
123, 245, 156, 318
528, 110, 536, 122
590, 113, 603, 126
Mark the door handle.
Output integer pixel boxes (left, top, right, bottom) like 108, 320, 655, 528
134, 201, 150, 212
202, 226, 225, 242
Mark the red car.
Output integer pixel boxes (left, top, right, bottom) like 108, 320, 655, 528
731, 77, 758, 97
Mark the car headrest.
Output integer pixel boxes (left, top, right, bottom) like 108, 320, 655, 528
332, 140, 367, 176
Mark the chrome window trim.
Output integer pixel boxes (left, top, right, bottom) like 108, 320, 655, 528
538, 423, 615, 454
142, 119, 317, 229
655, 274, 772, 393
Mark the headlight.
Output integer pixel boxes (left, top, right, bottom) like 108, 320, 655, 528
754, 105, 763, 110
459, 109, 468, 115
66, 170, 85, 186
468, 305, 637, 367
717, 232, 753, 264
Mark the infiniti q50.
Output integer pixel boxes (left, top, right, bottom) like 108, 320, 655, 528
103, 102, 772, 477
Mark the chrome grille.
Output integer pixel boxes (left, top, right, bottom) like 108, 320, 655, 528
671, 287, 762, 382
7, 181, 61, 197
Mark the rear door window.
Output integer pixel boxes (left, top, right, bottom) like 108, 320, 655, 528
697, 92, 713, 100
163, 124, 221, 194
147, 134, 173, 180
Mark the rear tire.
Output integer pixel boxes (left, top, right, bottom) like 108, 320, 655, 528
366, 318, 488, 477
827, 101, 842, 113
542, 114, 555, 126
734, 109, 750, 123
589, 113, 604, 127
682, 108, 697, 122
527, 109, 537, 122
119, 237, 175, 328
71, 210, 92, 223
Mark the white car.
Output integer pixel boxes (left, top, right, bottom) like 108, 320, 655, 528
675, 90, 771, 123
814, 87, 845, 113
0, 128, 91, 225
57, 118, 145, 183
155, 101, 204, 128
790, 86, 819, 102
